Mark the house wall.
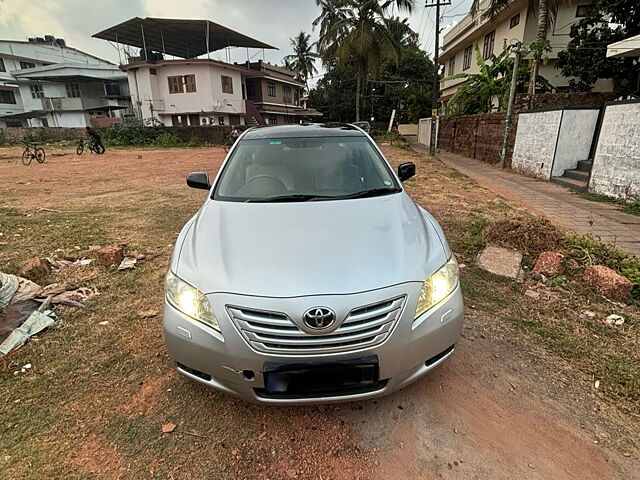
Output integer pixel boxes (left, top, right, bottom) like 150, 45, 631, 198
127, 62, 245, 125
440, 1, 528, 98
589, 100, 640, 200
511, 109, 563, 179
551, 108, 599, 177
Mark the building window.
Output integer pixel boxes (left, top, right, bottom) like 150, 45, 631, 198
0, 89, 17, 104
184, 74, 196, 93
576, 4, 589, 17
229, 114, 240, 125
188, 114, 200, 126
30, 84, 44, 99
294, 88, 300, 105
0, 58, 5, 72
283, 85, 292, 103
168, 75, 182, 93
267, 114, 278, 125
267, 82, 276, 97
448, 57, 455, 76
483, 30, 496, 60
218, 116, 225, 126
221, 75, 233, 94
20, 61, 35, 69
168, 74, 197, 94
104, 82, 121, 96
509, 13, 520, 28
150, 68, 157, 75
463, 46, 472, 70
66, 83, 80, 98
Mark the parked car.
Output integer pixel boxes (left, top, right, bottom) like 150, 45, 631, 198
164, 123, 463, 404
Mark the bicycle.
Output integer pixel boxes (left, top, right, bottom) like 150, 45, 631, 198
22, 143, 46, 166
77, 139, 105, 155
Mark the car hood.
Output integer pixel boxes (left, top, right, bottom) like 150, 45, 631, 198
174, 193, 448, 297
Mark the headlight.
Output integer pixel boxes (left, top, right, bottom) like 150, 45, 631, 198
415, 256, 459, 318
165, 271, 219, 331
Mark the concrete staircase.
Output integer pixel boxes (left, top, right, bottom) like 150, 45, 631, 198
551, 159, 592, 192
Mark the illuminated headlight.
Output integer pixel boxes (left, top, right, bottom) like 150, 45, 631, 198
415, 256, 459, 319
165, 271, 219, 331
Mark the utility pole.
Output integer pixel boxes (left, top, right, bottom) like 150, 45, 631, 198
499, 42, 522, 169
425, 0, 450, 155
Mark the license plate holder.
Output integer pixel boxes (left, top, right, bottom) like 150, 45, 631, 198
262, 356, 379, 396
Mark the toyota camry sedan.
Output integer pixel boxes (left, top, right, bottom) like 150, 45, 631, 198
163, 123, 463, 404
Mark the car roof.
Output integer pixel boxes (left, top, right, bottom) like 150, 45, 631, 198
241, 123, 366, 140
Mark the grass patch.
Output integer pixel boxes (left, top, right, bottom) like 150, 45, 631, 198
578, 191, 640, 217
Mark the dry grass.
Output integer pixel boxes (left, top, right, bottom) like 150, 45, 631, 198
483, 217, 564, 258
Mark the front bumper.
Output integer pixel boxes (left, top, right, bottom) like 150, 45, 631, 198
162, 282, 464, 404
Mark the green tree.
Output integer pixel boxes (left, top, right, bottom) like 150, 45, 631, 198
283, 31, 319, 90
557, 0, 640, 92
314, 0, 416, 121
443, 43, 551, 115
308, 40, 435, 123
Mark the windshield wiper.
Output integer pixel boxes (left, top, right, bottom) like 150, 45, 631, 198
245, 194, 333, 203
335, 187, 401, 200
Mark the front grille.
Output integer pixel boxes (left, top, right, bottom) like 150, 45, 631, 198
227, 296, 406, 355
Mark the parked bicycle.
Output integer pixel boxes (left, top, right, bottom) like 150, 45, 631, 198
22, 143, 46, 166
76, 138, 105, 155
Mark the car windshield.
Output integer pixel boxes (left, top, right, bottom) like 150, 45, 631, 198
213, 136, 400, 202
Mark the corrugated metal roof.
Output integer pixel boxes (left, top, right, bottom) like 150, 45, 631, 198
93, 17, 277, 59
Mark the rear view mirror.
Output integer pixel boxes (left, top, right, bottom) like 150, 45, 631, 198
398, 162, 415, 182
186, 172, 211, 190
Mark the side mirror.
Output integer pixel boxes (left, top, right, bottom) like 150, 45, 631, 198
398, 162, 415, 182
186, 172, 211, 190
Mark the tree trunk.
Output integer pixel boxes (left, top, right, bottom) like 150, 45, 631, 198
355, 73, 361, 122
528, 0, 550, 94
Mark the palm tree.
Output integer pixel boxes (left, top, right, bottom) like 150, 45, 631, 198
314, 0, 416, 121
471, 0, 559, 93
283, 31, 319, 91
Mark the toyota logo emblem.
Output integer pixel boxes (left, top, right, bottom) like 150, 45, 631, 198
303, 307, 336, 330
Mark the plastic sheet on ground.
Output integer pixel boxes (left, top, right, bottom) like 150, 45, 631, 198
0, 272, 19, 309
0, 310, 58, 356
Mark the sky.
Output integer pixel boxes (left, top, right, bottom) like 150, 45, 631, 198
0, 0, 473, 85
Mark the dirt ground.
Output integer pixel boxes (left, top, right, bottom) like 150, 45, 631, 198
0, 144, 638, 479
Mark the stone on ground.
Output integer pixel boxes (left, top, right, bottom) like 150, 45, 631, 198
97, 245, 125, 266
19, 257, 50, 279
533, 251, 565, 278
583, 265, 632, 303
477, 245, 523, 281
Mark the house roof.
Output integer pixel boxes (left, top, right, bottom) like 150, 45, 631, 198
93, 17, 276, 59
607, 33, 640, 58
121, 58, 248, 72
11, 63, 126, 82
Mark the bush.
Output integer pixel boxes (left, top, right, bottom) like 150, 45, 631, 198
101, 118, 166, 146
153, 132, 183, 148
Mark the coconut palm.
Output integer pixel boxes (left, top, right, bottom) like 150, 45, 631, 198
314, 0, 416, 121
283, 31, 319, 90
471, 0, 559, 93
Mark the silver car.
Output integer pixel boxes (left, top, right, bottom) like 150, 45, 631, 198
163, 124, 463, 404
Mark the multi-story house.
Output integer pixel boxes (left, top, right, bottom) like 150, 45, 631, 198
242, 60, 321, 126
438, 0, 613, 105
93, 17, 321, 127
121, 58, 248, 127
0, 36, 131, 128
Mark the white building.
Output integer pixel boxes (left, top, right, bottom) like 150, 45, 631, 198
123, 58, 247, 126
438, 0, 613, 103
94, 17, 293, 127
0, 36, 131, 128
